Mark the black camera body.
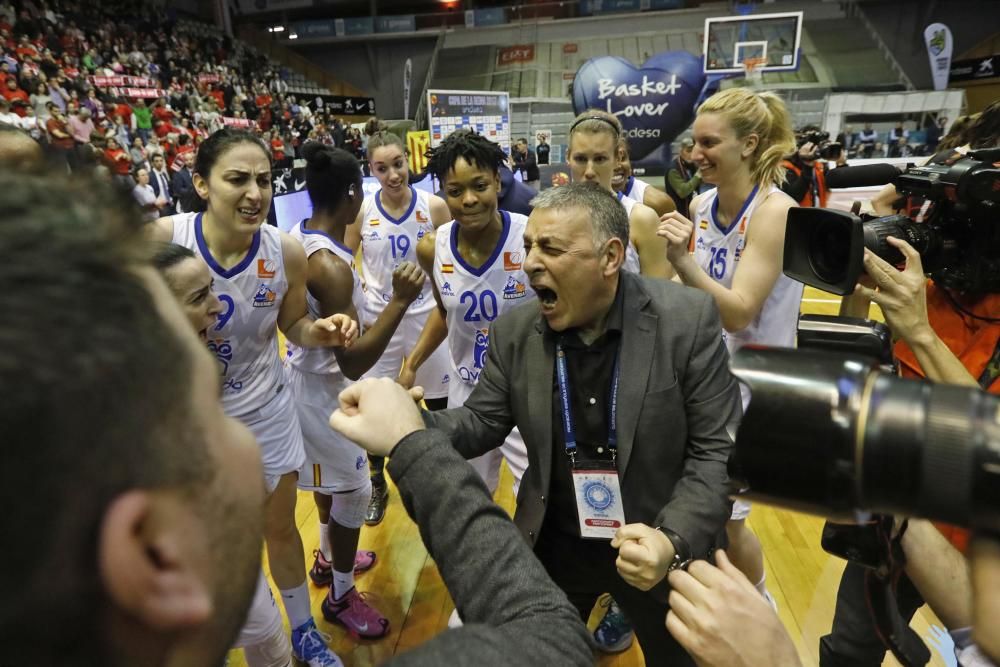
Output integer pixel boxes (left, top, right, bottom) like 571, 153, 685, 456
783, 147, 1000, 295
796, 129, 842, 160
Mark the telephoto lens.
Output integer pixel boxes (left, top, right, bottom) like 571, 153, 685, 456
729, 346, 1000, 532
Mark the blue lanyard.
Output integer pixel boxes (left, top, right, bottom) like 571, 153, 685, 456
555, 341, 620, 468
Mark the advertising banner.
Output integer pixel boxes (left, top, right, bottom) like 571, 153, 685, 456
222, 117, 256, 128
90, 75, 154, 88
427, 89, 511, 153
949, 55, 997, 83
497, 45, 535, 67
924, 23, 953, 91
572, 50, 705, 166
306, 94, 377, 116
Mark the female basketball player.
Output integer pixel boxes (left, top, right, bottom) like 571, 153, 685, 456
152, 243, 292, 667
149, 128, 357, 667
398, 129, 532, 494
344, 118, 452, 525
611, 137, 677, 217
658, 86, 802, 604
286, 143, 427, 640
566, 109, 672, 279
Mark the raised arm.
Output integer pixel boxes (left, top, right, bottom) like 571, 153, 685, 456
277, 232, 357, 349
662, 192, 794, 332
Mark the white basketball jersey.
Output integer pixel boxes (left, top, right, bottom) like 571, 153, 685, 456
433, 211, 535, 406
359, 186, 436, 317
285, 220, 364, 377
691, 185, 803, 354
623, 175, 649, 204
172, 212, 288, 417
617, 191, 642, 274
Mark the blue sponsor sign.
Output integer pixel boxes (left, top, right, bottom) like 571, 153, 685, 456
376, 14, 416, 33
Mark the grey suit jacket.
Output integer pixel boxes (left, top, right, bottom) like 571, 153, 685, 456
424, 270, 741, 558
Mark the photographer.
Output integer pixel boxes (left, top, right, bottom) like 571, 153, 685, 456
781, 127, 846, 208
824, 238, 1000, 666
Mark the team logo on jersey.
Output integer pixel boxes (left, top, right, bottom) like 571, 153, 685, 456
440, 281, 454, 296
738, 217, 747, 235
473, 329, 489, 369
355, 455, 366, 471
366, 230, 381, 242
415, 210, 428, 223
252, 283, 277, 308
440, 263, 454, 274
503, 251, 523, 271
735, 238, 745, 261
698, 219, 709, 230
502, 276, 527, 300
417, 224, 432, 240
695, 236, 707, 251
257, 258, 276, 279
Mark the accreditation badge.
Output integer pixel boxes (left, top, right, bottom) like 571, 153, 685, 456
571, 468, 626, 540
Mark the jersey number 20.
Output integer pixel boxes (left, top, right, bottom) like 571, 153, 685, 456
460, 289, 498, 322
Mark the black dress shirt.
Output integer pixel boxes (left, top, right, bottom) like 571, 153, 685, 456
545, 280, 625, 536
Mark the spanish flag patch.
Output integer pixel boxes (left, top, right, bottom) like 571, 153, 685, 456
441, 263, 454, 273
699, 219, 709, 230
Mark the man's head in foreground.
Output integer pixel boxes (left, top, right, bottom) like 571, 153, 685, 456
0, 172, 263, 666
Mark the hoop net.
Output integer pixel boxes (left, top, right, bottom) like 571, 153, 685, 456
742, 57, 766, 86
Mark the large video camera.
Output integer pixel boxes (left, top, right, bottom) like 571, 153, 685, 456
796, 129, 842, 161
783, 147, 1000, 295
728, 346, 1000, 533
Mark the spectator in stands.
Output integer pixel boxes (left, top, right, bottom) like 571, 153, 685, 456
512, 137, 539, 190
3, 76, 29, 114
132, 96, 152, 142
858, 122, 878, 158
44, 101, 72, 167
111, 113, 130, 151
888, 121, 909, 157
131, 165, 162, 222
269, 127, 288, 168
67, 105, 92, 146
130, 135, 147, 170
924, 116, 945, 155
18, 105, 42, 141
836, 125, 855, 157
663, 136, 703, 220
535, 133, 550, 165
104, 135, 133, 187
30, 80, 51, 118
171, 150, 194, 213
0, 96, 16, 125
149, 151, 174, 215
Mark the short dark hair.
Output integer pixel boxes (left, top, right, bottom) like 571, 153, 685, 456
425, 129, 506, 181
301, 142, 362, 215
0, 172, 211, 664
152, 242, 197, 272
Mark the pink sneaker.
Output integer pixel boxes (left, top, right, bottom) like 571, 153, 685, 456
309, 550, 377, 586
321, 587, 390, 639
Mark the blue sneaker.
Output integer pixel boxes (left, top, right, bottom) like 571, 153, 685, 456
593, 596, 634, 653
291, 618, 344, 667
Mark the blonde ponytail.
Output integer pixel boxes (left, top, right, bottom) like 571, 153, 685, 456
697, 88, 795, 187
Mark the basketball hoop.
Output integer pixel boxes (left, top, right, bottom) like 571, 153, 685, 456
742, 57, 766, 86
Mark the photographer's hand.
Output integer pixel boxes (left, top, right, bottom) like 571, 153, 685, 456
798, 142, 817, 162
853, 236, 978, 387
666, 550, 802, 667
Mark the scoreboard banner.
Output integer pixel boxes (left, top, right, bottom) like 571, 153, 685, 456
426, 89, 511, 154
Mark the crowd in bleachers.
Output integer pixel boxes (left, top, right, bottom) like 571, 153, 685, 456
0, 0, 369, 209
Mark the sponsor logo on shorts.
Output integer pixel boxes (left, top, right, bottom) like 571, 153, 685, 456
253, 283, 277, 308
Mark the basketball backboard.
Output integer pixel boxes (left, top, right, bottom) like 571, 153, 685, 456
703, 11, 803, 75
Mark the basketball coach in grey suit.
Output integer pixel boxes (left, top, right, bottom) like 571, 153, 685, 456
421, 183, 741, 665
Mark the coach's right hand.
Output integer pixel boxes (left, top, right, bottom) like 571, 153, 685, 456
330, 378, 426, 457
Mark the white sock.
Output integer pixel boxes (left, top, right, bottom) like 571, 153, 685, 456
332, 569, 355, 600
754, 574, 769, 597
318, 521, 332, 561
280, 583, 312, 630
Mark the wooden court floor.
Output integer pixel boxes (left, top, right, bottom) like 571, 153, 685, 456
227, 288, 949, 666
